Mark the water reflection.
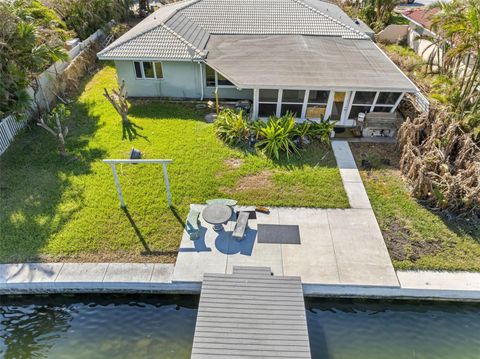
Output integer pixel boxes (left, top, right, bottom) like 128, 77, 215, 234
0, 295, 198, 359
1, 304, 73, 359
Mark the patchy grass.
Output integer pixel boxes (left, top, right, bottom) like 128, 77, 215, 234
0, 65, 348, 263
351, 143, 480, 271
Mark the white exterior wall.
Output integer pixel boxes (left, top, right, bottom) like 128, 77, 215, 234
114, 60, 202, 98
114, 60, 253, 100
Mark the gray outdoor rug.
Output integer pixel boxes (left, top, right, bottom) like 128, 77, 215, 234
257, 224, 301, 244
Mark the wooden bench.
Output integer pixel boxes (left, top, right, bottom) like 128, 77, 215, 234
232, 211, 249, 241
186, 209, 200, 240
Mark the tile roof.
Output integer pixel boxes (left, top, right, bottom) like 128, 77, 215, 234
403, 7, 439, 30
98, 0, 368, 60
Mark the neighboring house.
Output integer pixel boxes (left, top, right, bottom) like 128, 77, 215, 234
402, 8, 440, 62
98, 0, 417, 126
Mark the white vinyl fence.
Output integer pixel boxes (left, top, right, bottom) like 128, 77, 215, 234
0, 115, 28, 155
0, 29, 105, 156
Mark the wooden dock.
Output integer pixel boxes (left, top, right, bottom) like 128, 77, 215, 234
191, 266, 311, 358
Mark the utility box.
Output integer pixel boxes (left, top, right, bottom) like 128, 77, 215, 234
362, 112, 398, 138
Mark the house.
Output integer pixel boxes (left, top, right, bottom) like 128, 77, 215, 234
402, 7, 440, 63
98, 0, 417, 126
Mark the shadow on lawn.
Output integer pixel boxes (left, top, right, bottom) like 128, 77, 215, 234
121, 207, 178, 257
128, 100, 207, 122
0, 82, 106, 263
122, 120, 150, 142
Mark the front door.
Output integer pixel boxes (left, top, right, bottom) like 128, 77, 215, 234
329, 91, 353, 126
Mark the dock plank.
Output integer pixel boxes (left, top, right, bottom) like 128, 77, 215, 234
191, 266, 311, 358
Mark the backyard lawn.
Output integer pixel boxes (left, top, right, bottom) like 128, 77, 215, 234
0, 65, 348, 263
351, 143, 480, 271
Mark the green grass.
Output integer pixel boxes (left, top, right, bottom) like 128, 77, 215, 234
351, 143, 480, 271
0, 65, 348, 263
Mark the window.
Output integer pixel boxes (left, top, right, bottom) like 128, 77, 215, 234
205, 65, 215, 87
353, 91, 376, 104
258, 103, 277, 117
205, 65, 234, 87
280, 90, 305, 117
134, 61, 142, 78
306, 90, 329, 119
377, 92, 401, 105
217, 73, 234, 86
154, 62, 163, 79
143, 62, 155, 78
258, 89, 279, 117
134, 61, 163, 79
259, 89, 278, 102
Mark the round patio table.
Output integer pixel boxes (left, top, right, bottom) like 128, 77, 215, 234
202, 204, 232, 231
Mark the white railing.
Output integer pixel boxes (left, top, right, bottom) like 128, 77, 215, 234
413, 91, 430, 113
0, 115, 28, 155
0, 29, 105, 156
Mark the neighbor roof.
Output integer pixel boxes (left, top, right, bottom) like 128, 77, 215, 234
205, 35, 417, 91
98, 0, 368, 60
403, 8, 439, 31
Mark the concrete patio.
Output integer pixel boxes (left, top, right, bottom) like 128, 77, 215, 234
173, 205, 399, 286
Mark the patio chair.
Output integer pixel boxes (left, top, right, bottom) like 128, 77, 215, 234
186, 209, 200, 240
232, 211, 249, 241
206, 198, 238, 207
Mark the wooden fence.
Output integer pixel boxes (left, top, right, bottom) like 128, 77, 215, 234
0, 29, 105, 156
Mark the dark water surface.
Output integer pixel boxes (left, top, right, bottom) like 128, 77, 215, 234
0, 295, 198, 359
306, 299, 480, 359
1, 295, 480, 359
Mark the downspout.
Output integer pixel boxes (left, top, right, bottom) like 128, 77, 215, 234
199, 62, 204, 101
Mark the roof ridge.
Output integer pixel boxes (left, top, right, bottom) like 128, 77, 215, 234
160, 22, 207, 58
99, 0, 202, 56
291, 0, 368, 39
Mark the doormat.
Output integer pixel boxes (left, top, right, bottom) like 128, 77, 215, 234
257, 224, 300, 244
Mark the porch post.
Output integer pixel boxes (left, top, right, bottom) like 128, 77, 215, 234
325, 91, 334, 120
391, 92, 406, 112
253, 88, 259, 119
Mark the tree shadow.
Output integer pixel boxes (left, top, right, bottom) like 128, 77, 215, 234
0, 69, 107, 263
122, 119, 150, 142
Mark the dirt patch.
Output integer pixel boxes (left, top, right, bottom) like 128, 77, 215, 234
224, 158, 244, 169
235, 171, 273, 192
350, 143, 400, 170
383, 219, 445, 262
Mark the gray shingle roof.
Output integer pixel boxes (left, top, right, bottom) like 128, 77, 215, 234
205, 35, 417, 91
98, 0, 368, 60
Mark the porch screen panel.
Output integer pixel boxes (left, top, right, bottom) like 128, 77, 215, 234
306, 90, 329, 119
258, 89, 279, 118
281, 90, 305, 117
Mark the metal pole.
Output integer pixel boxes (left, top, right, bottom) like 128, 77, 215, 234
109, 163, 126, 207
162, 162, 172, 206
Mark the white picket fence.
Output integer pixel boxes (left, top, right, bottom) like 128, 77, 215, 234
0, 29, 105, 156
0, 115, 28, 155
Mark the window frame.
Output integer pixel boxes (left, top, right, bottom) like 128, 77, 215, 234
133, 61, 164, 80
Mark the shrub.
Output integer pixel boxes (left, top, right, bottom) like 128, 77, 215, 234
214, 108, 249, 145
256, 113, 299, 159
304, 118, 336, 143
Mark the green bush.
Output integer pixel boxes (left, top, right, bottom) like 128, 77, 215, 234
256, 113, 299, 159
213, 109, 335, 160
213, 108, 250, 145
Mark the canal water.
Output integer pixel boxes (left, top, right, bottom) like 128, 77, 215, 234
1, 295, 479, 359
